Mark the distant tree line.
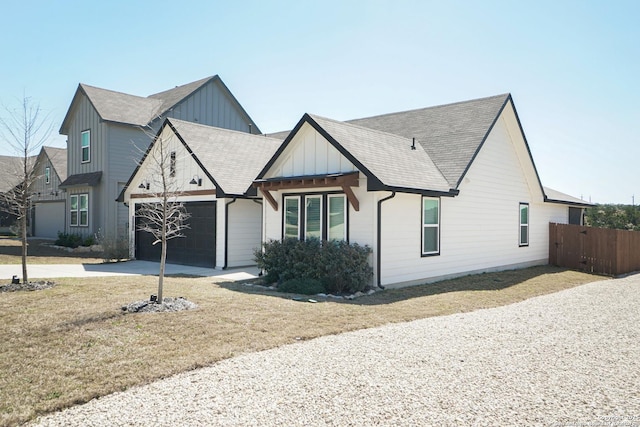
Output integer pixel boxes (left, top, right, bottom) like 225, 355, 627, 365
584, 204, 640, 231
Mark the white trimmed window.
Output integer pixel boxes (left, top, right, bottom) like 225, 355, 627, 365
70, 194, 89, 227
519, 203, 529, 246
45, 166, 50, 184
283, 193, 347, 241
81, 130, 91, 163
422, 197, 440, 255
305, 195, 322, 240
284, 196, 300, 239
328, 194, 347, 241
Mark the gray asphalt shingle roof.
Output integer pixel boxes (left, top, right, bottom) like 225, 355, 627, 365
0, 155, 30, 193
59, 171, 103, 188
308, 114, 451, 193
347, 94, 510, 189
60, 76, 234, 134
42, 146, 67, 181
169, 119, 282, 196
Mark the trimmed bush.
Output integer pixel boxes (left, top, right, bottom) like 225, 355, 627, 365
278, 278, 325, 295
254, 238, 373, 294
55, 232, 93, 248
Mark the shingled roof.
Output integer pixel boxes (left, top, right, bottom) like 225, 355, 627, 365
42, 146, 67, 182
119, 119, 282, 200
60, 75, 258, 134
306, 114, 452, 194
168, 120, 281, 196
347, 94, 510, 189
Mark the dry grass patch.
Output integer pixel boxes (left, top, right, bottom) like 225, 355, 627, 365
0, 265, 601, 426
0, 237, 103, 265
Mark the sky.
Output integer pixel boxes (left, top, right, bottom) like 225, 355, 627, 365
0, 0, 637, 204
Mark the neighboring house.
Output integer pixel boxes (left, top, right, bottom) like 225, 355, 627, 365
120, 118, 281, 268
253, 94, 593, 288
0, 155, 32, 232
59, 75, 260, 241
30, 146, 67, 238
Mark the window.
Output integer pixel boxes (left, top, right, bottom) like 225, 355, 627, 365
283, 193, 347, 241
81, 130, 90, 163
328, 195, 347, 241
305, 195, 322, 240
170, 152, 176, 177
45, 167, 50, 184
70, 194, 89, 227
519, 203, 529, 246
284, 196, 300, 239
422, 197, 440, 255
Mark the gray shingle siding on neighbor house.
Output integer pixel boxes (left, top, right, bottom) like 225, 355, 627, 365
59, 75, 261, 239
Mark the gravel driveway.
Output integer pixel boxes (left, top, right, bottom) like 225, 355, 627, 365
33, 274, 640, 426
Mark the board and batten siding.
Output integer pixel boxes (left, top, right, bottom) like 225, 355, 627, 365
268, 123, 357, 178
65, 93, 107, 177
163, 80, 254, 134
106, 124, 154, 237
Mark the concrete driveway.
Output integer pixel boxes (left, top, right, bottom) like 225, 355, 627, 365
0, 260, 260, 281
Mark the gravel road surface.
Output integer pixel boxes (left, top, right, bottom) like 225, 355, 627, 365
32, 274, 640, 426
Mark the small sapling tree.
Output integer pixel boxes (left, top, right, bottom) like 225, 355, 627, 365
134, 128, 190, 303
0, 96, 53, 284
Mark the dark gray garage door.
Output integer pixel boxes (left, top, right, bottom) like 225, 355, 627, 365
135, 201, 216, 268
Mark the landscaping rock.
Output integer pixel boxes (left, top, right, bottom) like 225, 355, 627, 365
122, 297, 197, 313
0, 280, 56, 293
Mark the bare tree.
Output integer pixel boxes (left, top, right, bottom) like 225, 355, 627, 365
0, 96, 53, 284
134, 129, 190, 303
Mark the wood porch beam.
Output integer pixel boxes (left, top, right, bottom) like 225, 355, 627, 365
342, 185, 360, 212
262, 189, 278, 211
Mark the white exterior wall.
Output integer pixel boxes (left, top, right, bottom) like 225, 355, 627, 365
378, 111, 570, 288
227, 199, 263, 267
261, 109, 575, 288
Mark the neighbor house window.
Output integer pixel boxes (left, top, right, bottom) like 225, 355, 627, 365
170, 152, 176, 177
422, 197, 440, 255
81, 130, 90, 163
45, 167, 50, 184
70, 194, 89, 227
284, 196, 300, 239
283, 193, 347, 241
519, 203, 529, 246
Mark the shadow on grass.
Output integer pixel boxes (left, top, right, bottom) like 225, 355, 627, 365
218, 265, 582, 306
0, 238, 100, 260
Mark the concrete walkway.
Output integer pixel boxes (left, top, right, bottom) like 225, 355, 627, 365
0, 260, 260, 281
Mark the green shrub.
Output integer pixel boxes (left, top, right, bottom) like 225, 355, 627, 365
254, 238, 373, 294
321, 240, 373, 294
278, 278, 325, 295
55, 231, 97, 248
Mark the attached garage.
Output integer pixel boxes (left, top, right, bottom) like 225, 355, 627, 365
34, 201, 66, 238
135, 201, 216, 267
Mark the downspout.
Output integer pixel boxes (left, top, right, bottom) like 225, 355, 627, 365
376, 192, 396, 289
222, 198, 237, 270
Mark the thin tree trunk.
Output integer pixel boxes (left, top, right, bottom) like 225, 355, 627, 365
158, 236, 165, 304
21, 216, 28, 284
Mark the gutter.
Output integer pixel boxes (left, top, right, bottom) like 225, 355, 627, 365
376, 192, 396, 289
222, 197, 237, 270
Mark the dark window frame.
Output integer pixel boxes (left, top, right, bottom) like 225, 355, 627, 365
281, 191, 349, 242
421, 196, 441, 257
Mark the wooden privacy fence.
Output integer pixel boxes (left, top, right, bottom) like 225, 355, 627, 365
549, 223, 640, 276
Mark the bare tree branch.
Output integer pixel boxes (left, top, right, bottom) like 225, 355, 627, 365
133, 124, 191, 303
0, 95, 54, 284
